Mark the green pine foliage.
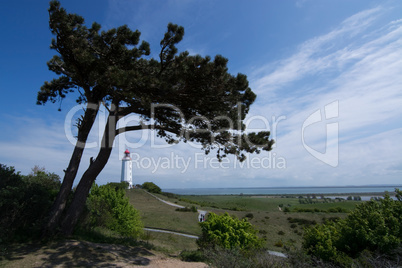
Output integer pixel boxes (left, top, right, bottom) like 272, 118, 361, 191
197, 212, 263, 251
85, 183, 142, 238
303, 189, 402, 265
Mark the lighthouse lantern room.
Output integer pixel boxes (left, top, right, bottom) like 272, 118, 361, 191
121, 149, 133, 188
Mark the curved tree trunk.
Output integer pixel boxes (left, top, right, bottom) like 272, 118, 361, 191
42, 103, 99, 237
60, 109, 117, 236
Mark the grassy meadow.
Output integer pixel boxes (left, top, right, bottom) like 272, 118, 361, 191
126, 188, 364, 253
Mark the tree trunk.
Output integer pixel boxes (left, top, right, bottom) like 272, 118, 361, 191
60, 109, 117, 236
42, 103, 99, 237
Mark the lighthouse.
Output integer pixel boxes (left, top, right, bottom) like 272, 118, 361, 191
121, 149, 133, 188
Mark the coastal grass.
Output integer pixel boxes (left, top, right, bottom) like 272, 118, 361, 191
142, 231, 198, 254
126, 189, 201, 235
173, 194, 361, 212
127, 189, 364, 252
292, 200, 361, 211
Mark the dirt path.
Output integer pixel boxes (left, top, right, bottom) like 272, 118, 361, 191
143, 190, 185, 209
144, 228, 199, 239
142, 190, 207, 222
0, 240, 208, 268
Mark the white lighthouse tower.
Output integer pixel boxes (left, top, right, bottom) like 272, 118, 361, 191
121, 149, 133, 188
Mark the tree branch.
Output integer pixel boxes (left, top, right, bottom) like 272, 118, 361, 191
115, 123, 183, 137
115, 125, 144, 135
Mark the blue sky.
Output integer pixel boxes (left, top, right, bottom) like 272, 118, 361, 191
0, 0, 401, 189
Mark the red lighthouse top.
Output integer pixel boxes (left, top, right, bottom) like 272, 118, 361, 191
122, 149, 131, 161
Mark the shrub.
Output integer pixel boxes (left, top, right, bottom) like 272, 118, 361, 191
327, 207, 348, 213
274, 241, 283, 247
303, 189, 402, 265
176, 206, 197, 212
322, 216, 340, 223
0, 164, 61, 242
197, 212, 263, 251
244, 212, 254, 220
141, 182, 161, 194
84, 183, 143, 238
180, 250, 206, 262
107, 181, 129, 190
161, 192, 179, 199
288, 217, 317, 226
278, 230, 285, 235
178, 197, 200, 205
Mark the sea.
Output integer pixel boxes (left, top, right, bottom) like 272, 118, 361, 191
163, 186, 401, 196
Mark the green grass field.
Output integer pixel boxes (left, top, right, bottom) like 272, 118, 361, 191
126, 189, 201, 235
126, 189, 363, 252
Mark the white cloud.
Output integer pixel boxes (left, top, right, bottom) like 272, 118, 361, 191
246, 6, 402, 186
250, 6, 384, 98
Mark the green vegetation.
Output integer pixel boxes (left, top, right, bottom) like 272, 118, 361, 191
142, 182, 162, 194
197, 212, 263, 251
303, 189, 402, 266
0, 164, 145, 259
79, 183, 143, 238
292, 206, 349, 213
178, 194, 360, 212
0, 164, 61, 243
175, 206, 198, 212
126, 189, 201, 235
133, 192, 363, 251
2, 166, 400, 267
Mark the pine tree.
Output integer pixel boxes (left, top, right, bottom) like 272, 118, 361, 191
39, 1, 274, 236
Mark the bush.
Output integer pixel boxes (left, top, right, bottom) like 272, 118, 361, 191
161, 192, 179, 199
197, 212, 263, 251
244, 212, 254, 220
178, 197, 200, 205
83, 183, 143, 238
141, 182, 161, 194
107, 181, 129, 190
303, 189, 402, 265
327, 207, 348, 213
176, 206, 197, 212
288, 217, 317, 226
0, 164, 61, 242
180, 250, 206, 262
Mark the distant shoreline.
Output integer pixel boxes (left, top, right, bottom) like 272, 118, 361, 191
173, 192, 396, 197
163, 186, 401, 196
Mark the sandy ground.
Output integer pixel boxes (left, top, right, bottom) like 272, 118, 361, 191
0, 240, 208, 268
